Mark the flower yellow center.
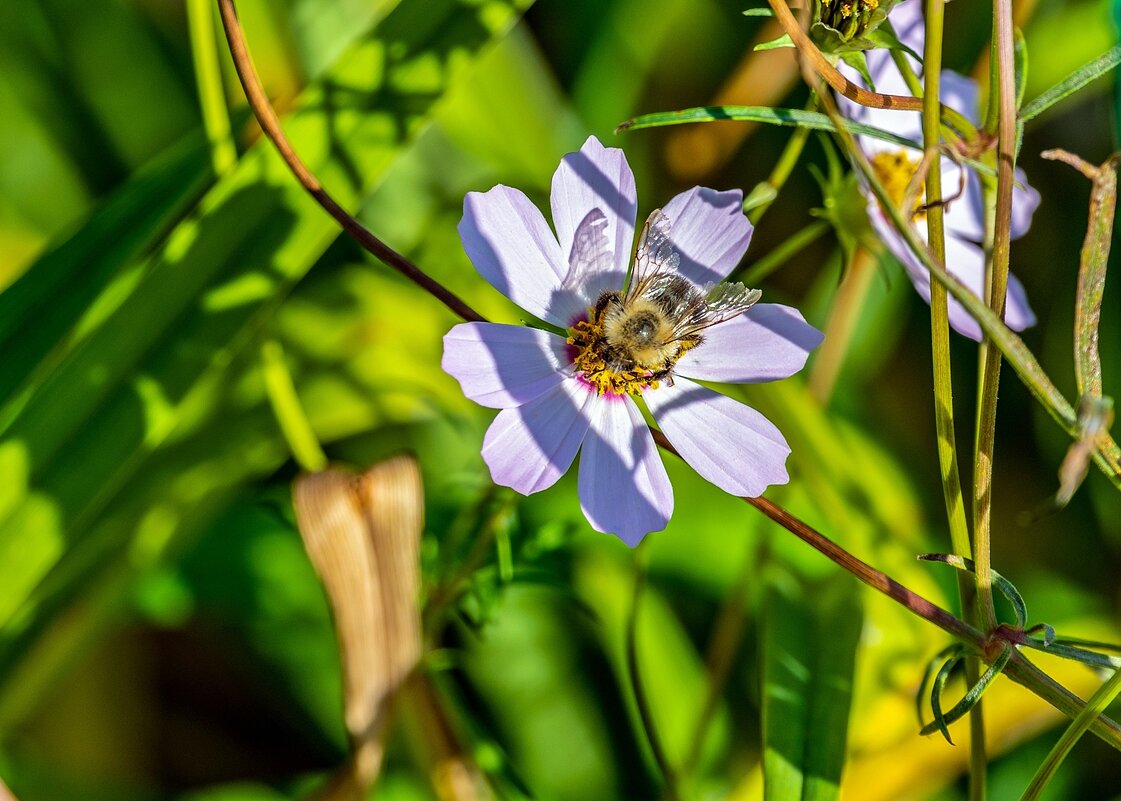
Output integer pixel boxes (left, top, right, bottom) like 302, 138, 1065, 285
565, 299, 702, 397
566, 313, 659, 397
870, 150, 926, 219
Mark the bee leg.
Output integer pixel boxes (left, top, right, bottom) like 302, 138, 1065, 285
648, 366, 675, 387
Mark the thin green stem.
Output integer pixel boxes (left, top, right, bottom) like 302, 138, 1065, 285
973, 0, 1018, 639
807, 247, 877, 404
261, 340, 327, 473
744, 96, 816, 224
736, 219, 830, 285
921, 2, 987, 793
188, 0, 237, 175
1021, 667, 1121, 801
921, 1, 969, 566
627, 543, 684, 801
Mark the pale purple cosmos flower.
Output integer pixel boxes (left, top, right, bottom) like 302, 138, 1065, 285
442, 136, 823, 546
837, 0, 1039, 341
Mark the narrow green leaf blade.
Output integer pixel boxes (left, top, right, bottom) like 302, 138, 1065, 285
1020, 45, 1121, 122
762, 574, 862, 801
619, 105, 922, 149
0, 0, 533, 640
0, 135, 212, 404
1021, 666, 1121, 801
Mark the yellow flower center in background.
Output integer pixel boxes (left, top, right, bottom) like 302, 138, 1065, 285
870, 149, 926, 219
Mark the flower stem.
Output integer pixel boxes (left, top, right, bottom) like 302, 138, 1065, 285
973, 0, 1019, 638
261, 340, 327, 473
1019, 665, 1121, 801
921, 1, 987, 793
215, 0, 485, 324
807, 247, 877, 405
187, 0, 237, 176
744, 96, 816, 224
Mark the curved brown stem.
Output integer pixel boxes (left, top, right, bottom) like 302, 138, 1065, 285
215, 0, 485, 324
650, 429, 984, 647
766, 0, 922, 111
217, 0, 1121, 753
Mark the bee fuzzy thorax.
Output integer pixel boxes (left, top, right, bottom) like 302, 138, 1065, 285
564, 207, 764, 398
566, 299, 667, 398
603, 297, 681, 370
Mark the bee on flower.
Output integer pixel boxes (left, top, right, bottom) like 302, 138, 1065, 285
442, 136, 823, 545
837, 0, 1040, 341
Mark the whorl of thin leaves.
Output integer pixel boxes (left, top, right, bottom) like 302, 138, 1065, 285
917, 553, 1027, 629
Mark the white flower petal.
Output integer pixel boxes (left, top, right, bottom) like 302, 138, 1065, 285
554, 208, 617, 324
645, 377, 790, 498
661, 187, 754, 285
442, 322, 569, 409
459, 186, 568, 326
551, 136, 635, 312
675, 304, 823, 384
871, 209, 1036, 341
482, 379, 594, 494
578, 397, 672, 546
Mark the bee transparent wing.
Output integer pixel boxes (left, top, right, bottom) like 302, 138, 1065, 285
564, 208, 616, 292
626, 209, 680, 301
703, 282, 762, 326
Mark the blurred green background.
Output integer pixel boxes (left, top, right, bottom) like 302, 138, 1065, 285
0, 0, 1119, 799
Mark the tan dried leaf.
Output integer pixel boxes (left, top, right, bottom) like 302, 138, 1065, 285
294, 455, 424, 794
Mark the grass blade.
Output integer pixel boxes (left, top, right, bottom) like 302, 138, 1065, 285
1020, 45, 1121, 122
762, 574, 862, 801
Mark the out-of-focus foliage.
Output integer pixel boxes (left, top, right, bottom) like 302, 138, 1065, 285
0, 1, 1119, 800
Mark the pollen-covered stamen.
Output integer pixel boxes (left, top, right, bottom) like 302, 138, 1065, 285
566, 303, 697, 397
567, 313, 656, 397
871, 149, 926, 219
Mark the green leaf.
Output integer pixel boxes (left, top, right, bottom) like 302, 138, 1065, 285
1014, 28, 1029, 109
755, 33, 794, 51
0, 0, 534, 681
927, 651, 963, 744
917, 553, 1028, 629
762, 574, 862, 801
1020, 45, 1121, 122
920, 645, 1013, 739
0, 135, 212, 407
618, 105, 920, 149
